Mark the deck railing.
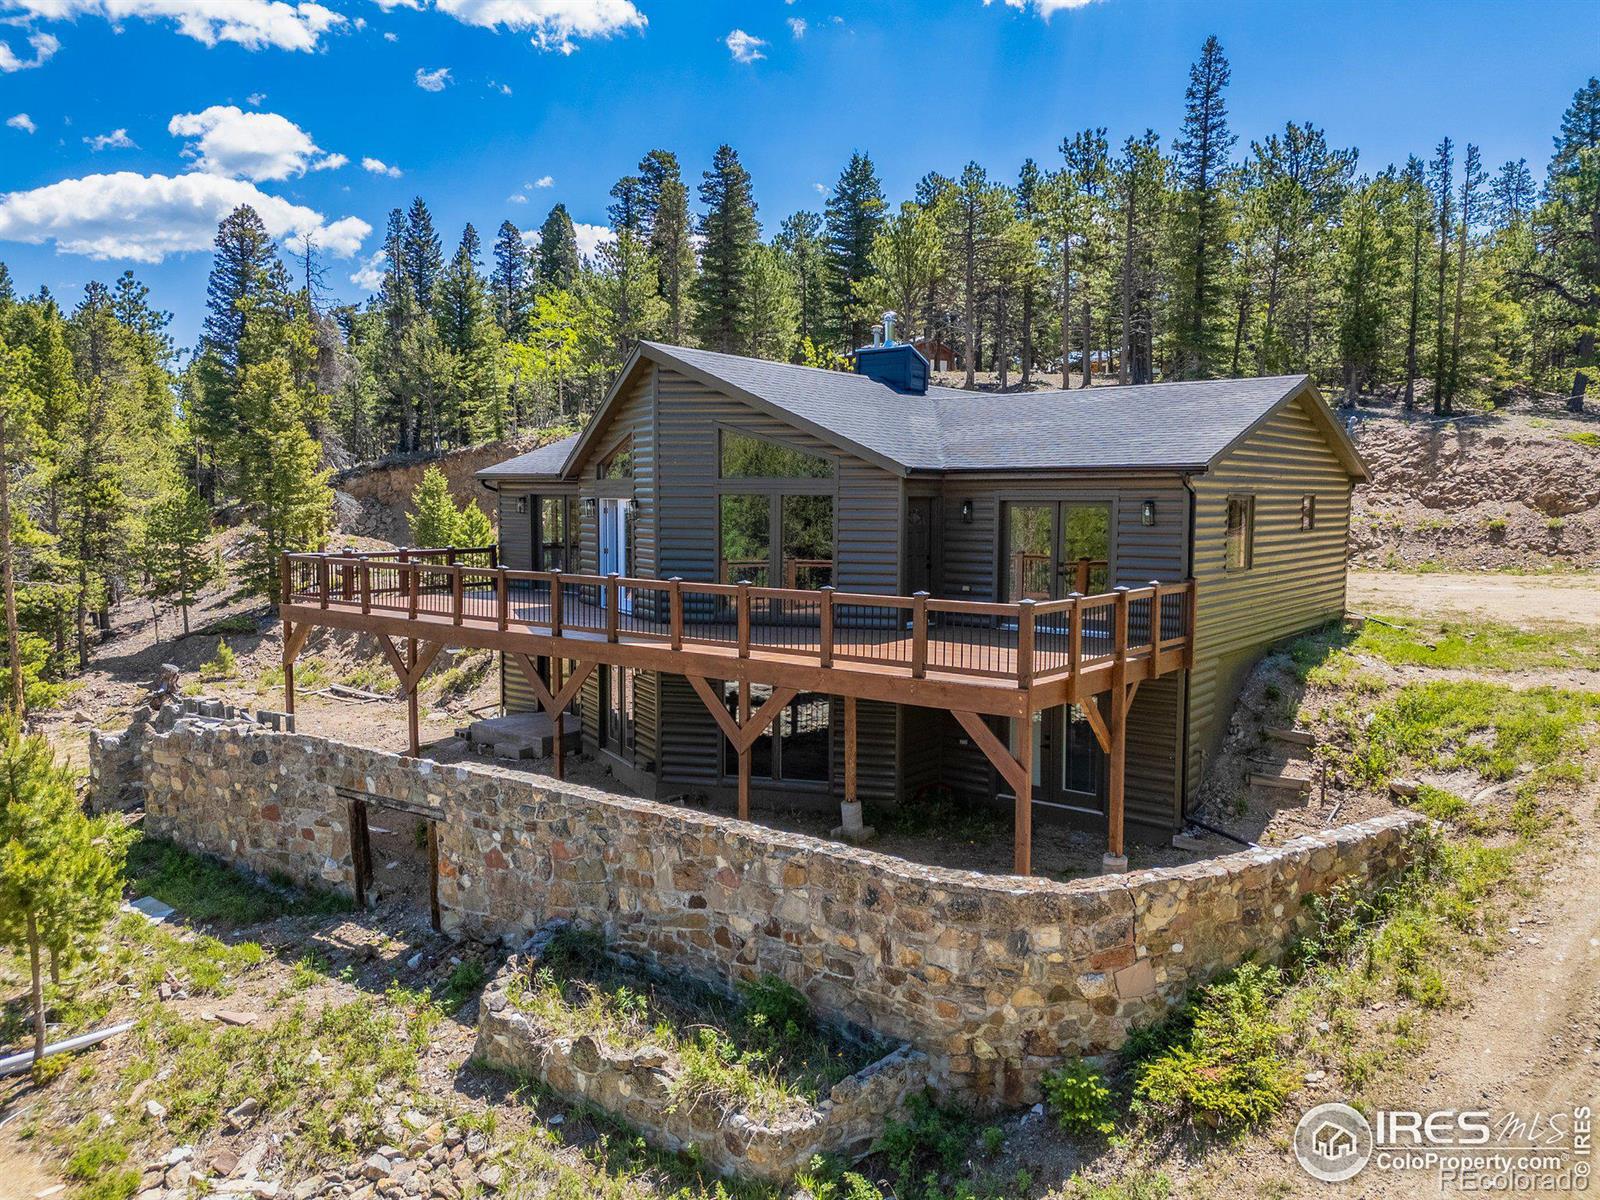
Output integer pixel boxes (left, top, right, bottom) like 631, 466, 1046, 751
281, 551, 1193, 692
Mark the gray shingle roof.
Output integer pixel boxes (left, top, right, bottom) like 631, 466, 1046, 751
476, 433, 580, 479
477, 343, 1366, 481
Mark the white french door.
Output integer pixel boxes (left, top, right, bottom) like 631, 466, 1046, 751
598, 497, 634, 613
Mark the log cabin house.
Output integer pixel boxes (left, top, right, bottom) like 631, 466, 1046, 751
279, 337, 1367, 874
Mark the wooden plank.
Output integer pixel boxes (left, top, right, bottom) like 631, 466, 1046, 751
737, 678, 751, 820
1014, 702, 1033, 876
843, 695, 857, 804
1264, 726, 1317, 747
1080, 693, 1112, 754
686, 674, 743, 746
1249, 772, 1311, 793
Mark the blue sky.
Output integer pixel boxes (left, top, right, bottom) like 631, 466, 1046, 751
1, 0, 1594, 351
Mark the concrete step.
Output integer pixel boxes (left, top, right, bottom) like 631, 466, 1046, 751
466, 712, 581, 761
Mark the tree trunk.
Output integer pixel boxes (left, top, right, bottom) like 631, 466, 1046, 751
1080, 299, 1092, 388
963, 222, 978, 389
1403, 225, 1422, 411
1059, 237, 1072, 389
1433, 223, 1450, 416
1020, 285, 1034, 388
1447, 221, 1469, 413
28, 912, 46, 1067
0, 410, 23, 716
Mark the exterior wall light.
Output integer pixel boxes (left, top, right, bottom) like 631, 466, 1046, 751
513, 496, 528, 515
1141, 499, 1157, 526
961, 499, 974, 524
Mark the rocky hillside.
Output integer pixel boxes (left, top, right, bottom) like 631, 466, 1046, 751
1350, 405, 1600, 570
331, 430, 573, 545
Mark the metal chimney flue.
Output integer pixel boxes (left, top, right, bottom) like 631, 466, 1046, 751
882, 311, 897, 346
871, 323, 884, 348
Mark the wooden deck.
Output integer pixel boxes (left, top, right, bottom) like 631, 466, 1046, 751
278, 549, 1195, 875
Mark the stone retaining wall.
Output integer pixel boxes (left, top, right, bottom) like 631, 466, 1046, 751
475, 948, 928, 1180
95, 713, 1428, 1104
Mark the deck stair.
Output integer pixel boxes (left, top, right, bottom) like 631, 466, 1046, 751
1264, 726, 1317, 749
1248, 771, 1311, 796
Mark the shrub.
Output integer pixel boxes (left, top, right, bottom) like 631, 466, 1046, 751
1040, 1060, 1115, 1135
873, 1091, 974, 1200
1130, 963, 1294, 1131
738, 974, 812, 1044
201, 639, 237, 679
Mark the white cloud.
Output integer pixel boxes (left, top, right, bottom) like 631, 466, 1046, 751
414, 64, 450, 90
168, 105, 343, 182
524, 219, 611, 262
7, 113, 37, 134
489, 80, 511, 94
786, 16, 805, 37
9, 1, 345, 52
725, 28, 765, 62
0, 30, 59, 72
362, 156, 403, 177
432, 0, 646, 54
983, 0, 1100, 14
533, 174, 553, 188
247, 91, 267, 106
383, 30, 398, 41
350, 248, 388, 291
507, 192, 527, 204
0, 170, 370, 262
85, 127, 136, 150
812, 181, 825, 194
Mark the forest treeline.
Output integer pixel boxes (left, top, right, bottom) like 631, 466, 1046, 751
0, 40, 1595, 714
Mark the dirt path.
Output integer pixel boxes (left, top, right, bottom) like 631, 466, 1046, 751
1349, 569, 1600, 625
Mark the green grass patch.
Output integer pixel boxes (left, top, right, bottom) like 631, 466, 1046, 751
196, 614, 260, 637
1336, 679, 1600, 786
1353, 615, 1600, 672
1561, 430, 1600, 448
125, 835, 351, 925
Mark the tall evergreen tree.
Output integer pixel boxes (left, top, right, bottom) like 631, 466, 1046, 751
403, 196, 444, 310
491, 220, 532, 339
435, 224, 507, 443
536, 204, 581, 292
1169, 35, 1237, 378
639, 150, 695, 343
692, 145, 761, 354
776, 212, 827, 348
823, 152, 887, 350
1400, 156, 1431, 410
1429, 137, 1456, 414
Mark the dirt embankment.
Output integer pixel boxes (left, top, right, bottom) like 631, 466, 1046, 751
331, 435, 547, 545
1349, 407, 1600, 570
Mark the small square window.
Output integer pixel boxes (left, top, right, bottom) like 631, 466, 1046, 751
1300, 494, 1317, 531
1225, 495, 1254, 571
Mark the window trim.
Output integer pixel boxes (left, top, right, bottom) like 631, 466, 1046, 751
595, 434, 634, 480
1224, 493, 1255, 572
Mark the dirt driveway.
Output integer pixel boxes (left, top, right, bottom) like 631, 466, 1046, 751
1349, 569, 1600, 626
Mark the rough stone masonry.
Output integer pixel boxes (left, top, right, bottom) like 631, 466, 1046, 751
91, 710, 1428, 1104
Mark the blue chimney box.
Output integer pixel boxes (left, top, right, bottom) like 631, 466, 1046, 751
854, 342, 930, 395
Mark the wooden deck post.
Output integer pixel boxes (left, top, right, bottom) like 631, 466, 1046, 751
819, 586, 835, 668
832, 694, 872, 842
669, 577, 684, 650
1015, 701, 1034, 877
552, 656, 565, 781
406, 637, 420, 757
737, 678, 751, 820
283, 622, 295, 716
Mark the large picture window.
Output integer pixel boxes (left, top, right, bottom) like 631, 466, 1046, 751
720, 494, 771, 585
720, 429, 833, 479
720, 493, 835, 589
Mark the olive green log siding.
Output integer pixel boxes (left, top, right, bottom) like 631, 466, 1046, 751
899, 475, 1190, 837
1183, 392, 1355, 795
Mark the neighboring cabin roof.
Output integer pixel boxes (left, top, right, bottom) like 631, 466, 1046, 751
476, 342, 1369, 483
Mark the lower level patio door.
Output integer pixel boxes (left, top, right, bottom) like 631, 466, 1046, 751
1011, 705, 1106, 815
598, 497, 634, 613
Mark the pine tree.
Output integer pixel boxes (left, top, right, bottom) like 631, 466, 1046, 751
1446, 143, 1485, 409
403, 196, 444, 310
1337, 178, 1386, 402
458, 498, 494, 549
1400, 156, 1431, 410
434, 225, 506, 443
776, 212, 827, 347
856, 201, 943, 350
0, 331, 35, 715
491, 220, 532, 339
1062, 129, 1110, 387
233, 359, 331, 599
639, 150, 696, 343
1429, 137, 1456, 414
692, 145, 761, 353
0, 717, 129, 1067
141, 477, 217, 634
1169, 35, 1237, 378
823, 152, 887, 350
1111, 132, 1166, 385
941, 163, 1009, 387
408, 465, 462, 549
743, 244, 799, 361
536, 204, 581, 292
